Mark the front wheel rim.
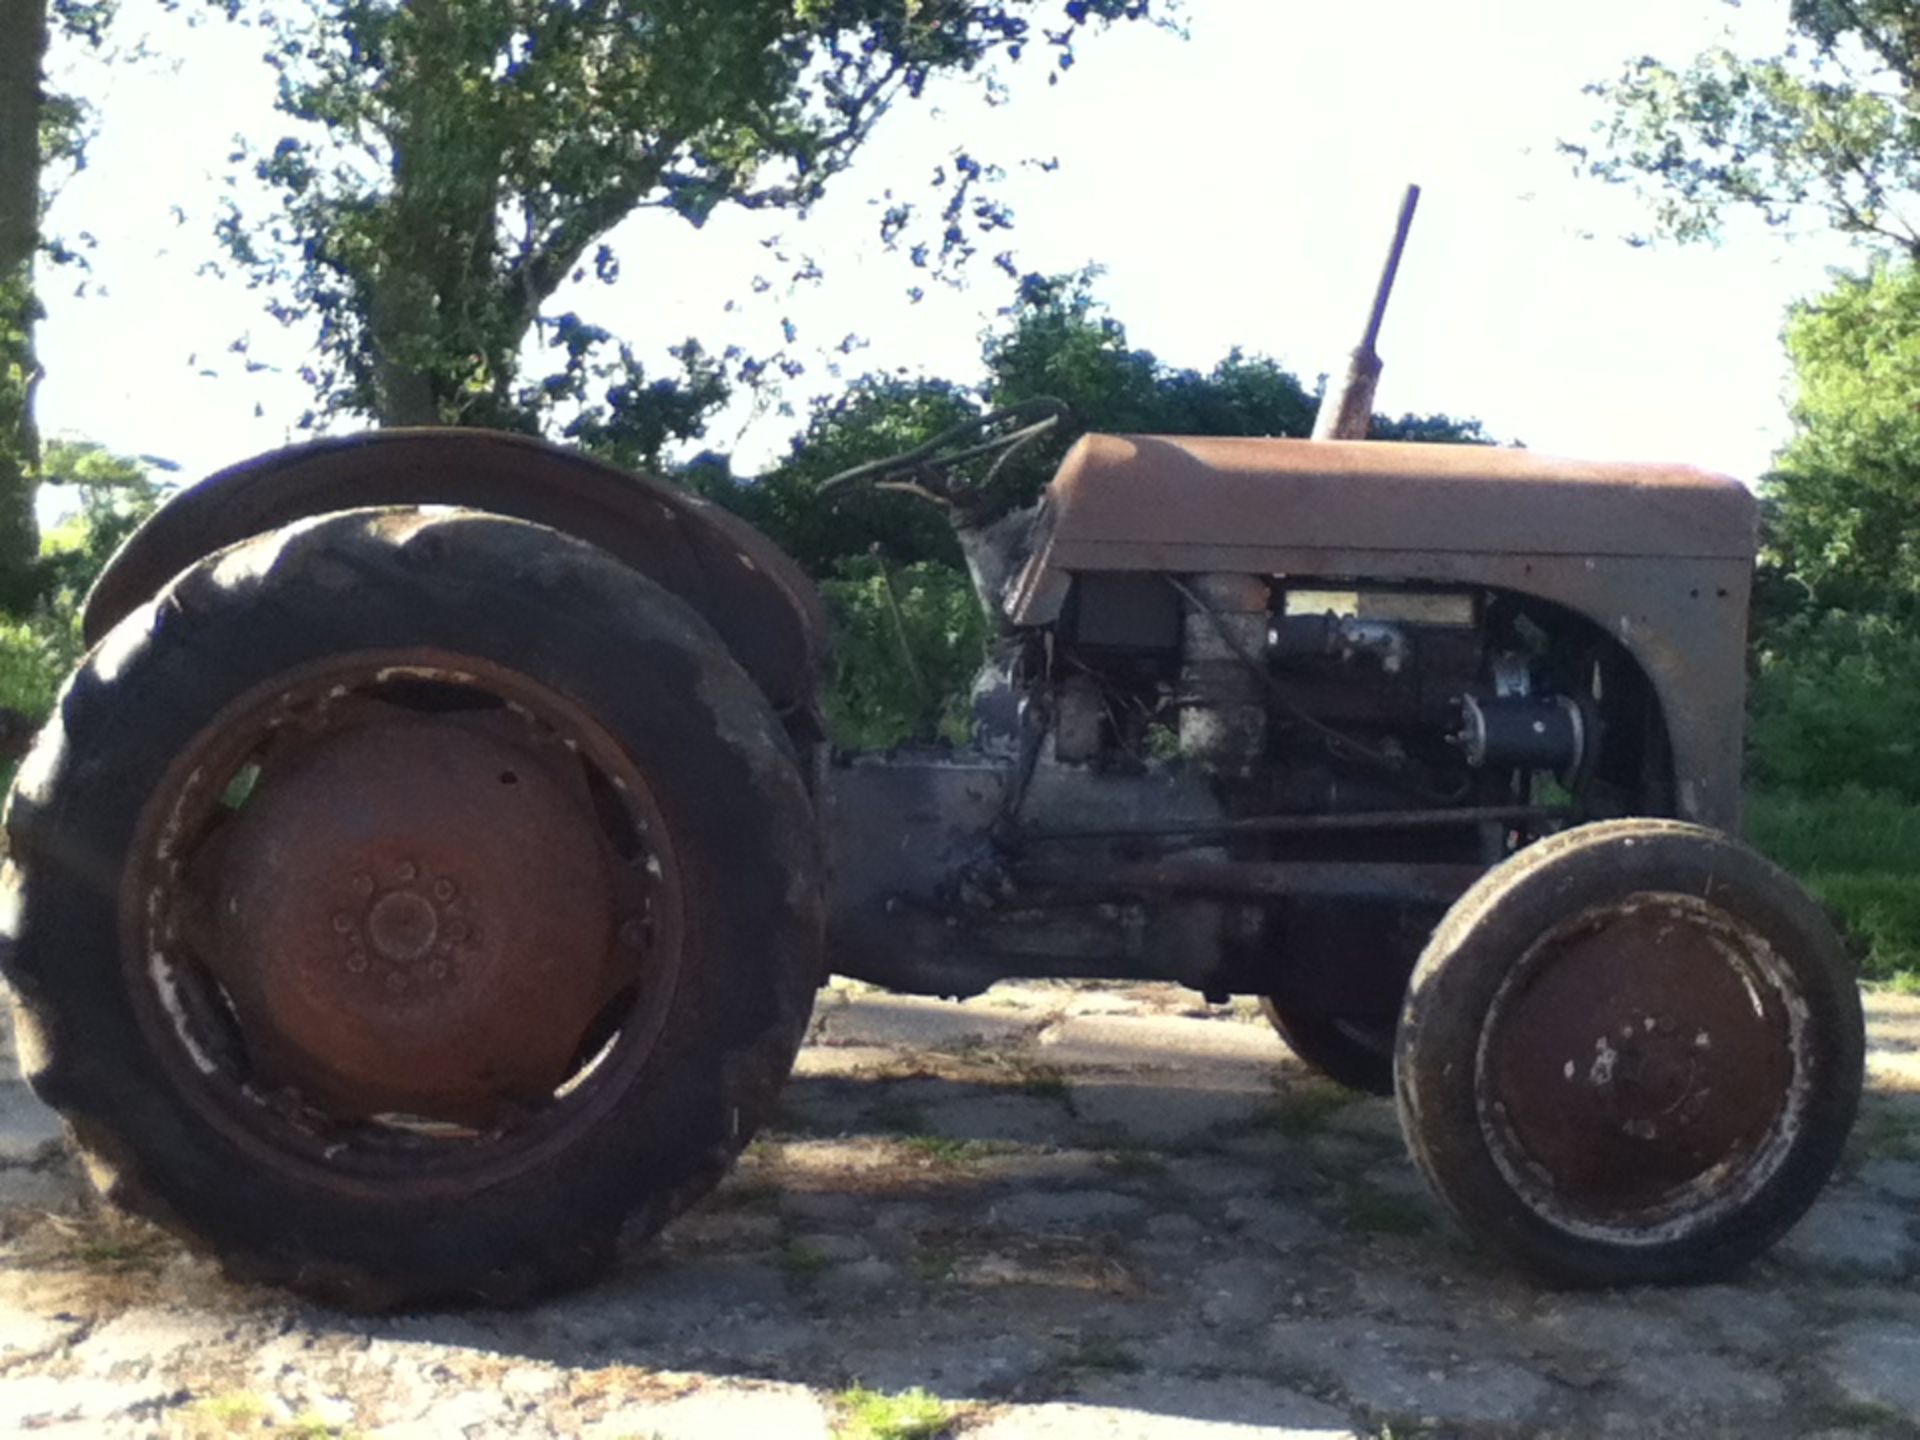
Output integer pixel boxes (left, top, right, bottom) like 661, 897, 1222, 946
1473, 891, 1813, 1246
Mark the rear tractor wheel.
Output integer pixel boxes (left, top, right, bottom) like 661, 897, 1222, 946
2, 508, 824, 1308
1395, 819, 1864, 1286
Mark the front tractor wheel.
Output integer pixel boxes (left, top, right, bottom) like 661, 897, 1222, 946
1395, 819, 1864, 1287
2, 509, 824, 1308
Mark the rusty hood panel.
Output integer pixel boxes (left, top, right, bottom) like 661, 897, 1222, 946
1016, 434, 1755, 589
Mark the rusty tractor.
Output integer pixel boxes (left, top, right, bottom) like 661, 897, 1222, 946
1, 195, 1864, 1307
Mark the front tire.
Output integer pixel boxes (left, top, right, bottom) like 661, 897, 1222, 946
1395, 819, 1863, 1287
1258, 998, 1395, 1096
3, 508, 824, 1308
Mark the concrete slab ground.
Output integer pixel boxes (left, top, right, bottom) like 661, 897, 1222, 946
0, 979, 1915, 1438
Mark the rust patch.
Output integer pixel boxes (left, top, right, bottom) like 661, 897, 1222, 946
207, 717, 622, 1122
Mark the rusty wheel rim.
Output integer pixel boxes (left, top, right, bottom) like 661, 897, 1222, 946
122, 650, 685, 1195
1475, 893, 1810, 1244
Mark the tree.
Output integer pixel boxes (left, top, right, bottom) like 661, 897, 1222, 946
37, 438, 167, 598
0, 0, 112, 610
1764, 259, 1920, 608
716, 274, 1489, 744
215, 0, 1174, 436
711, 271, 1489, 576
1577, 2, 1920, 252
0, 0, 49, 608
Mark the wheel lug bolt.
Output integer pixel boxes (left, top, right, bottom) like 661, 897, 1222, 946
432, 878, 455, 901
351, 873, 373, 897
331, 912, 354, 934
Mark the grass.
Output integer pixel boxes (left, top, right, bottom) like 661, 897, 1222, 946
1850, 1097, 1920, 1162
897, 1134, 1002, 1167
179, 1392, 362, 1439
907, 1243, 958, 1282
189, 1392, 270, 1433
1260, 1078, 1356, 1140
778, 1239, 831, 1284
1340, 1186, 1434, 1237
1748, 786, 1920, 986
833, 1385, 953, 1440
43, 1213, 174, 1273
1013, 1062, 1069, 1100
1059, 1333, 1142, 1374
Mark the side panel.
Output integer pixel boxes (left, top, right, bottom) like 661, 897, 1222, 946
85, 429, 828, 716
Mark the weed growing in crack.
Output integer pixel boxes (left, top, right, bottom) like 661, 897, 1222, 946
898, 1134, 1002, 1167
1014, 1062, 1070, 1101
1341, 1186, 1434, 1237
779, 1239, 831, 1286
185, 1392, 364, 1439
865, 1095, 932, 1135
907, 1244, 957, 1282
1262, 1079, 1357, 1139
43, 1213, 172, 1272
834, 1384, 953, 1439
1060, 1332, 1142, 1373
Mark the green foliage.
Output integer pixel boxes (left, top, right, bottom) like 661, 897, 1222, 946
1747, 786, 1920, 983
834, 1385, 952, 1440
0, 602, 80, 721
704, 379, 981, 574
817, 558, 987, 749
215, 0, 1172, 432
1577, 4, 1920, 251
1746, 603, 1920, 987
37, 439, 165, 597
1749, 608, 1920, 797
1765, 261, 1920, 606
0, 266, 36, 609
697, 274, 1489, 747
0, 441, 162, 725
706, 272, 1489, 576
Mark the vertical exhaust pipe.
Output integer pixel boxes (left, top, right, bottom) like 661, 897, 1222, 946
1311, 184, 1421, 442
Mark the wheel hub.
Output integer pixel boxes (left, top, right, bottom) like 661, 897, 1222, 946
205, 716, 631, 1124
1481, 894, 1797, 1228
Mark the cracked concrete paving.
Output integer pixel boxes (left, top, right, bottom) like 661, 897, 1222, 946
0, 981, 1915, 1438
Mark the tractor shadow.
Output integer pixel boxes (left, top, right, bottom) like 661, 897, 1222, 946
1, 985, 1916, 1435
337, 988, 1920, 1432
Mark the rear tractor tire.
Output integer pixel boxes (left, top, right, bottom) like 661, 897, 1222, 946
2, 508, 824, 1308
1395, 818, 1864, 1287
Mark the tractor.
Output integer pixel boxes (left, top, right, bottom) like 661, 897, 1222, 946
0, 194, 1863, 1307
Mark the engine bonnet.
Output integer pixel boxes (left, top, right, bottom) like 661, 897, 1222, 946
1011, 434, 1753, 601
1003, 432, 1758, 833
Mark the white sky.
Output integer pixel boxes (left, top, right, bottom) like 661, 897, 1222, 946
35, 0, 1862, 493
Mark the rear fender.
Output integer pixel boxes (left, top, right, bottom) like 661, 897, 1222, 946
84, 429, 828, 719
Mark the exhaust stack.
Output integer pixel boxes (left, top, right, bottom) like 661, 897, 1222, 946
1311, 184, 1421, 442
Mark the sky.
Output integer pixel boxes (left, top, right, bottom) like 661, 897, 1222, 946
34, 0, 1866, 495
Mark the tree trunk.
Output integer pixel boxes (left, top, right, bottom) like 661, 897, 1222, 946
368, 267, 442, 428
0, 0, 46, 608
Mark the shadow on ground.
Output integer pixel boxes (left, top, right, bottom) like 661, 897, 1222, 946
1, 982, 1917, 1437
